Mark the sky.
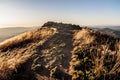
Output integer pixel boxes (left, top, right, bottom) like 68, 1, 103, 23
0, 0, 120, 27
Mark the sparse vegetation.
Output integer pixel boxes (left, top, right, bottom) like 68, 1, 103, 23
0, 22, 120, 80
70, 42, 120, 80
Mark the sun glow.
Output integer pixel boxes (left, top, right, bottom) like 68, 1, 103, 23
0, 0, 120, 27
0, 13, 18, 25
0, 4, 20, 27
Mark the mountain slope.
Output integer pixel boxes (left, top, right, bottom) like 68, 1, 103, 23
93, 28, 120, 38
0, 22, 120, 80
0, 27, 38, 42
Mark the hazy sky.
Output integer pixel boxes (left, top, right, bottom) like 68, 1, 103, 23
0, 0, 120, 27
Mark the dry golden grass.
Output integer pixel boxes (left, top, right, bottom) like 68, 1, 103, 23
0, 53, 32, 80
0, 22, 119, 80
73, 29, 95, 46
0, 31, 34, 49
94, 41, 120, 75
0, 28, 57, 50
71, 27, 120, 79
0, 27, 57, 80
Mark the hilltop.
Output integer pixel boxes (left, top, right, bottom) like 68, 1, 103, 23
0, 22, 120, 80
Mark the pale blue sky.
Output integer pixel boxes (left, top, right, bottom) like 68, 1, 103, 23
0, 0, 120, 27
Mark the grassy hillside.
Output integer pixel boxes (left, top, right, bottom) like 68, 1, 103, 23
0, 27, 38, 42
0, 22, 120, 80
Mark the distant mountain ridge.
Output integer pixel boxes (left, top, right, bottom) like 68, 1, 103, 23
90, 26, 120, 30
92, 27, 120, 38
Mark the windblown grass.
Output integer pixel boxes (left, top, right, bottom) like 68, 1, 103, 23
0, 53, 32, 80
